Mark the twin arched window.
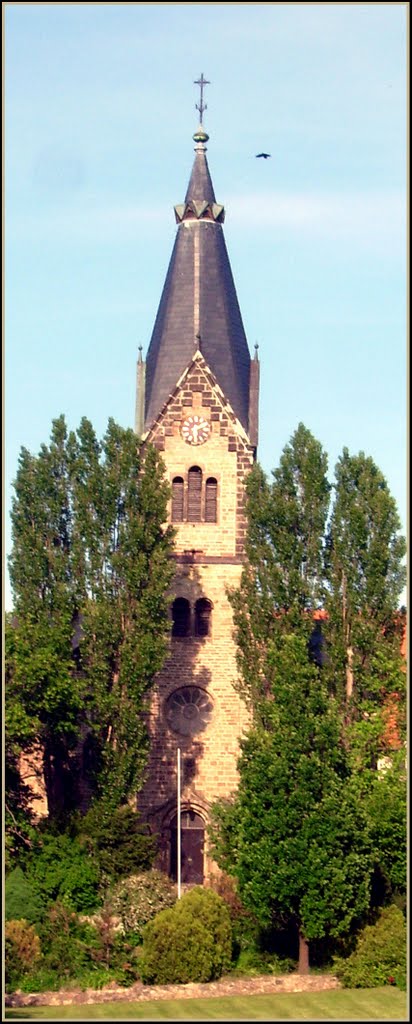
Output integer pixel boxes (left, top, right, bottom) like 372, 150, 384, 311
171, 597, 212, 638
172, 469, 217, 523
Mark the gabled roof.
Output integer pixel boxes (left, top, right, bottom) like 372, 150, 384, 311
144, 132, 251, 434
144, 349, 252, 449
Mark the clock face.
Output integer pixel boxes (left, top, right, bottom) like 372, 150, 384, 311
181, 415, 211, 445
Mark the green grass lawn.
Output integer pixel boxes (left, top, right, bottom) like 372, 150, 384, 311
4, 988, 408, 1020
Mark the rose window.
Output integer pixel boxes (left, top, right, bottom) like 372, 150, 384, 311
165, 687, 213, 737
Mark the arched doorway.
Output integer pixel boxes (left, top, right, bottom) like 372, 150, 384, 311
170, 809, 205, 885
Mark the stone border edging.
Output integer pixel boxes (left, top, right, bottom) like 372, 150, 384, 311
5, 973, 341, 1008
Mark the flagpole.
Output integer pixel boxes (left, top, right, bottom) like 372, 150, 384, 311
177, 747, 181, 899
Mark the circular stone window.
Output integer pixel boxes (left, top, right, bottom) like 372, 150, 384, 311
165, 687, 213, 737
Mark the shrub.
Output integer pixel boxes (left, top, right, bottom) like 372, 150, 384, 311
111, 934, 144, 987
231, 948, 272, 976
16, 968, 62, 993
108, 869, 177, 937
5, 920, 42, 992
231, 948, 295, 976
5, 866, 44, 924
67, 967, 119, 991
78, 805, 157, 884
38, 901, 99, 980
208, 872, 259, 955
84, 904, 140, 983
38, 900, 143, 990
25, 831, 100, 912
140, 886, 232, 985
334, 904, 407, 990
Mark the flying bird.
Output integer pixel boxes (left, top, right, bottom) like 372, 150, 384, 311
255, 152, 271, 159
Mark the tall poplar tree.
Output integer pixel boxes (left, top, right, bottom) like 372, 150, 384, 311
7, 415, 175, 825
324, 449, 406, 764
323, 449, 407, 905
210, 425, 365, 972
209, 635, 372, 973
210, 425, 406, 970
8, 418, 84, 819
231, 422, 331, 715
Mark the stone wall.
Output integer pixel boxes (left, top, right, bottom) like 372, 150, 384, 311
139, 353, 255, 878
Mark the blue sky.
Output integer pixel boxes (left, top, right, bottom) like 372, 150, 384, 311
4, 3, 408, 609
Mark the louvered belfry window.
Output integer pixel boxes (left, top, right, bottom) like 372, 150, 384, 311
205, 477, 218, 522
187, 467, 202, 522
194, 598, 212, 637
172, 598, 191, 637
171, 476, 184, 522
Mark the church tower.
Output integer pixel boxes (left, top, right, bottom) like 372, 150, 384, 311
136, 78, 259, 884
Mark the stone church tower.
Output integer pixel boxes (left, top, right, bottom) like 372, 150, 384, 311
136, 90, 259, 884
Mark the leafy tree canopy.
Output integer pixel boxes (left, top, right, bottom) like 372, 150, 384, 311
209, 633, 373, 961
211, 424, 406, 969
6, 415, 175, 831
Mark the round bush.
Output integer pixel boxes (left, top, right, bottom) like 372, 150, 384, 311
140, 886, 232, 985
334, 904, 406, 989
108, 869, 177, 936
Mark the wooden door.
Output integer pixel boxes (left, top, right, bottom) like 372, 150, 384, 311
170, 810, 204, 884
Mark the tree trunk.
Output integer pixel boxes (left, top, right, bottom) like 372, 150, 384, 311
346, 645, 354, 700
342, 572, 354, 700
298, 930, 310, 974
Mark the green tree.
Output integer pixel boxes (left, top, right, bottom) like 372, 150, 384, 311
210, 426, 405, 971
230, 422, 331, 714
68, 418, 175, 811
4, 614, 39, 864
8, 419, 83, 821
324, 450, 406, 764
363, 750, 407, 903
6, 415, 175, 826
322, 451, 407, 905
209, 634, 372, 972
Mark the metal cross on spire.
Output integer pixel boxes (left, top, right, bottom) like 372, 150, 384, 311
194, 73, 210, 124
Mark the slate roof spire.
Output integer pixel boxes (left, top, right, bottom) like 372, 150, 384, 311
142, 81, 253, 437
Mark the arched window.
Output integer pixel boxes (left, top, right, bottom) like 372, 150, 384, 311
172, 598, 191, 637
194, 598, 212, 637
187, 466, 202, 522
171, 477, 184, 522
205, 477, 218, 522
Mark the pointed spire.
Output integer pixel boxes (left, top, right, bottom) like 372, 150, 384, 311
185, 145, 216, 205
143, 79, 255, 437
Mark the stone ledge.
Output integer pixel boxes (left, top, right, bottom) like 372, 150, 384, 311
5, 973, 341, 1008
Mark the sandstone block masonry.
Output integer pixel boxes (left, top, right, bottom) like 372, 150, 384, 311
138, 354, 255, 878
